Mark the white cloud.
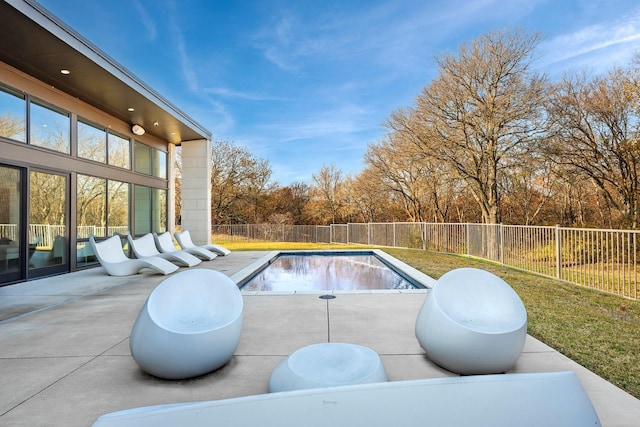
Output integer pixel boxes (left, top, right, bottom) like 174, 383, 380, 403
539, 7, 640, 75
132, 0, 157, 41
204, 87, 288, 102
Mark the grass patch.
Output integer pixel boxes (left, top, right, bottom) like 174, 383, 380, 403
384, 248, 640, 398
219, 239, 640, 398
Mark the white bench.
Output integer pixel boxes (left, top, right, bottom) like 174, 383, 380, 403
93, 371, 600, 427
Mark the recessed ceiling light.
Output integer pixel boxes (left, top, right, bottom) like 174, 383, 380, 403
60, 69, 70, 75
128, 107, 135, 112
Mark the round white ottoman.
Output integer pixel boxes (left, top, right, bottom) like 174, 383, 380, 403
268, 342, 388, 392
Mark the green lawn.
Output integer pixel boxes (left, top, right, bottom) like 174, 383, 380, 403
383, 248, 640, 399
218, 239, 640, 398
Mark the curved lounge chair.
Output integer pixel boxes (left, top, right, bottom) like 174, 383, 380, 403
93, 371, 600, 427
175, 230, 231, 256
90, 235, 178, 277
156, 231, 216, 261
415, 267, 527, 375
127, 233, 201, 267
129, 269, 244, 379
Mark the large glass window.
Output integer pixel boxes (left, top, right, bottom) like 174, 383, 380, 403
134, 185, 166, 235
153, 149, 167, 179
154, 187, 167, 231
78, 120, 107, 163
108, 132, 130, 169
134, 141, 152, 175
134, 185, 151, 235
30, 101, 70, 153
75, 177, 129, 258
108, 179, 129, 236
0, 86, 26, 142
134, 141, 167, 178
77, 175, 107, 238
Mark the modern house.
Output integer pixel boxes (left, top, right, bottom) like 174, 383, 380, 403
0, 0, 212, 285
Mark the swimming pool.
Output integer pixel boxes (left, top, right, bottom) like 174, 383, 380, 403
238, 250, 433, 292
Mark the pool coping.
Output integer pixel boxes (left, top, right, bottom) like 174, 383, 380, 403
231, 249, 435, 295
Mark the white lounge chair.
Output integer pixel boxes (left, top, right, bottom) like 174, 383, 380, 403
92, 371, 600, 427
157, 231, 216, 261
129, 269, 244, 379
127, 233, 201, 267
89, 235, 178, 277
415, 267, 527, 375
175, 230, 230, 256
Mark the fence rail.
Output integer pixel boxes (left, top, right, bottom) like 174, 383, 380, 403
213, 223, 640, 300
0, 224, 130, 249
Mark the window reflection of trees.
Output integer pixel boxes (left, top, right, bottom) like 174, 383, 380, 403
30, 172, 65, 227
78, 121, 106, 163
77, 175, 106, 238
76, 176, 130, 238
108, 180, 129, 236
108, 132, 130, 169
29, 171, 66, 266
0, 114, 25, 142
30, 102, 70, 154
0, 87, 26, 142
154, 188, 167, 232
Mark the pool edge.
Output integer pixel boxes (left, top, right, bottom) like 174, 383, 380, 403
230, 249, 435, 294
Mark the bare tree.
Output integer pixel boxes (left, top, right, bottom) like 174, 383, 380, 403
210, 141, 273, 224
344, 169, 391, 223
413, 29, 547, 224
545, 68, 640, 228
308, 164, 348, 224
264, 182, 311, 224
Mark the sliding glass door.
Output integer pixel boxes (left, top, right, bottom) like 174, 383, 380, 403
0, 165, 23, 284
28, 170, 69, 278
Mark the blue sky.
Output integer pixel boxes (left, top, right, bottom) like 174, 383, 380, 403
38, 0, 640, 185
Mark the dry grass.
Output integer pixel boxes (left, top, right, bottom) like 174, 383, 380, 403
217, 238, 640, 397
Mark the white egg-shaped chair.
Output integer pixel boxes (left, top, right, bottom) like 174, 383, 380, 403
130, 269, 243, 379
415, 267, 527, 375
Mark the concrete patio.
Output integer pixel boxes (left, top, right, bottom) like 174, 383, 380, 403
1, 251, 639, 426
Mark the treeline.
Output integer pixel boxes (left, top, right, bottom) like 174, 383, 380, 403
178, 29, 640, 229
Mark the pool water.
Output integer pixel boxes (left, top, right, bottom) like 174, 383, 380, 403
241, 252, 419, 291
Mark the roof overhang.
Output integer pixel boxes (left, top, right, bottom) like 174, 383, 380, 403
0, 0, 211, 144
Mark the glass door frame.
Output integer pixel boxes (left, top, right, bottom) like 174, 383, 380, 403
0, 164, 26, 285
27, 168, 70, 280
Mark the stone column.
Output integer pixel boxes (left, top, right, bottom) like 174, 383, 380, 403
180, 139, 211, 245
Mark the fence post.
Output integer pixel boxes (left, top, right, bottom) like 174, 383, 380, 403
634, 232, 638, 299
393, 222, 396, 248
466, 223, 471, 257
423, 222, 427, 251
555, 225, 561, 279
500, 223, 505, 266
367, 223, 371, 245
